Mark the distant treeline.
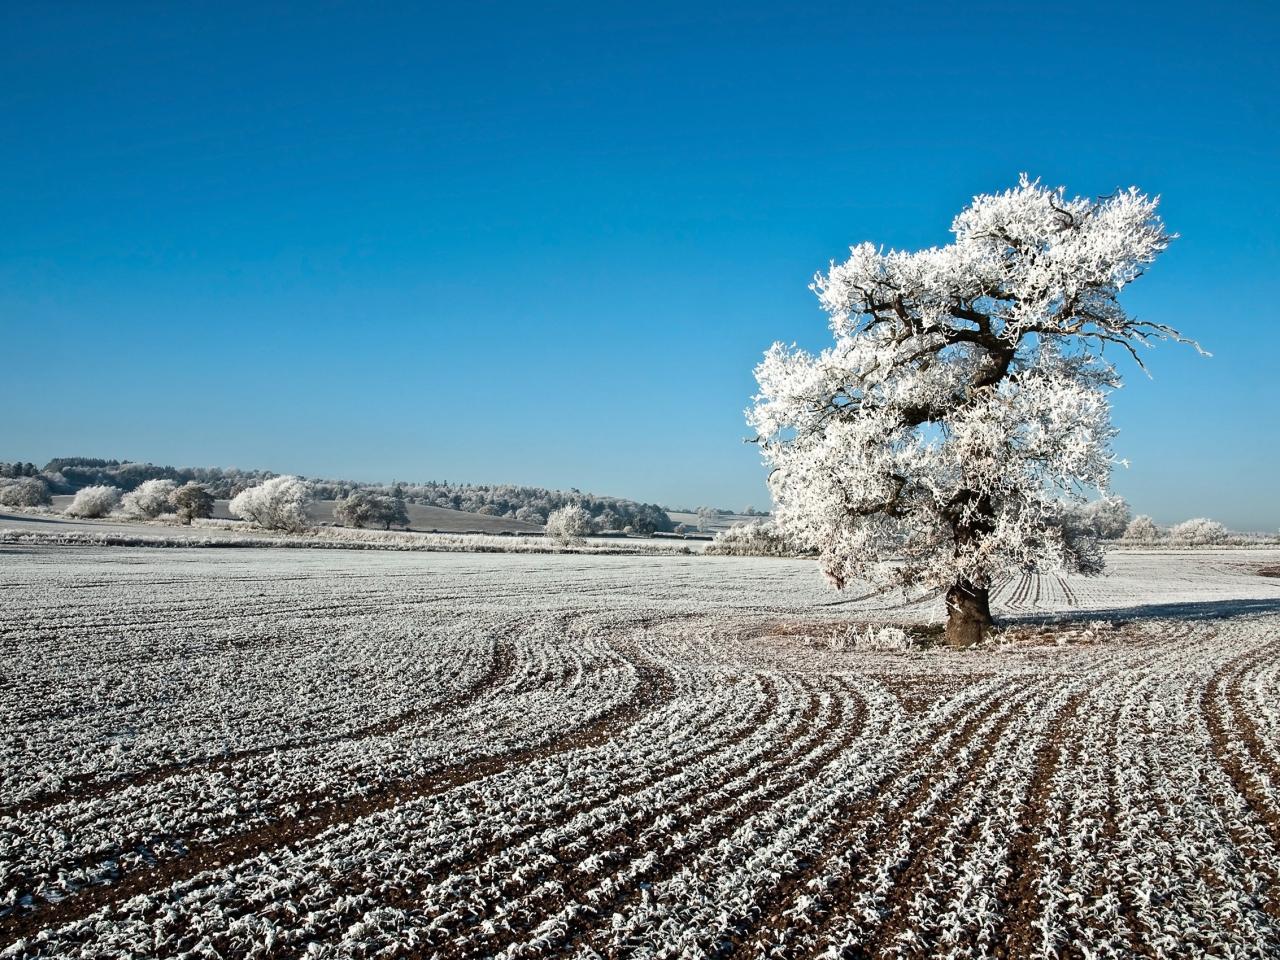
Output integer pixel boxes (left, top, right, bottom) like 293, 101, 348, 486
22, 458, 674, 533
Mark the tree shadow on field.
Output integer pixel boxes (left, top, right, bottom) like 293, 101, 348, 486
1003, 596, 1280, 626
0, 512, 63, 524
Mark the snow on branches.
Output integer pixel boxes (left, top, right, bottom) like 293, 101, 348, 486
749, 176, 1188, 644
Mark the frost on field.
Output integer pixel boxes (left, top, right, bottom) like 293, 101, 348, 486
750, 176, 1198, 645
1, 545, 1279, 958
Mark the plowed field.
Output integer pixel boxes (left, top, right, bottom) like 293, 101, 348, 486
3, 546, 1279, 958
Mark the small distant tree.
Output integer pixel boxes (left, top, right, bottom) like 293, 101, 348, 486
750, 177, 1193, 645
1123, 515, 1160, 542
335, 490, 408, 530
674, 522, 693, 535
229, 476, 312, 532
515, 506, 546, 524
0, 476, 52, 507
378, 493, 409, 530
65, 485, 122, 518
170, 482, 214, 524
387, 485, 409, 529
335, 490, 377, 528
1169, 517, 1228, 545
694, 506, 720, 533
545, 504, 592, 544
119, 479, 178, 519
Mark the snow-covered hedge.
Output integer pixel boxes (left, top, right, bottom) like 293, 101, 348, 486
704, 521, 805, 558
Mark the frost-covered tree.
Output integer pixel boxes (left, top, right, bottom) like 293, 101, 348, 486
119, 479, 178, 519
170, 482, 214, 524
229, 476, 312, 532
545, 504, 593, 544
750, 177, 1192, 645
1123, 514, 1161, 542
1169, 517, 1227, 545
0, 476, 52, 507
336, 490, 409, 530
380, 493, 409, 530
334, 490, 377, 528
65, 485, 122, 518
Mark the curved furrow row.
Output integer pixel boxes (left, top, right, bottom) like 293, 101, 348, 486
2, 664, 761, 957
0, 617, 657, 935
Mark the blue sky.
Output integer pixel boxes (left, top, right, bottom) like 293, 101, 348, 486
3, 2, 1277, 527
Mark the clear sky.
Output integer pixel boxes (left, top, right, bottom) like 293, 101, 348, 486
3, 2, 1277, 527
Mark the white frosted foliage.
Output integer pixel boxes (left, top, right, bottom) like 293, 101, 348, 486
65, 485, 123, 518
118, 479, 178, 519
229, 475, 313, 532
749, 176, 1188, 616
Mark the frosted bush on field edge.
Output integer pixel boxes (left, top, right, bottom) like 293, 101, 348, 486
1168, 517, 1228, 545
119, 478, 179, 519
1123, 514, 1160, 542
229, 476, 312, 532
545, 505, 593, 544
65, 485, 123, 518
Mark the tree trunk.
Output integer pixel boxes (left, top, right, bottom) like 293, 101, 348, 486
944, 581, 992, 647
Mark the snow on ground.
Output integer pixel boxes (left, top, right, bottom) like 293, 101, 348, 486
1, 544, 1278, 957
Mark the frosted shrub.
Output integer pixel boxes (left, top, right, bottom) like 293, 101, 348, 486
119, 479, 178, 519
65, 485, 122, 518
545, 504, 593, 544
1123, 515, 1160, 542
704, 521, 802, 558
0, 476, 52, 507
229, 476, 313, 532
1169, 517, 1228, 545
